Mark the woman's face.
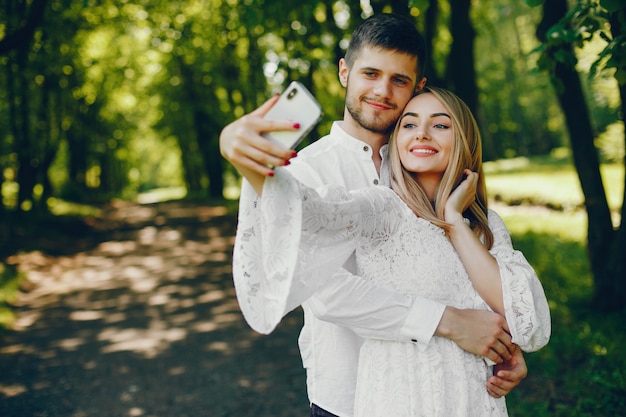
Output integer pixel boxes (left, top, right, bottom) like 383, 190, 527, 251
395, 93, 454, 185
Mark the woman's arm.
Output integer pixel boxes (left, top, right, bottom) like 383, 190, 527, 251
219, 94, 299, 195
444, 172, 550, 351
444, 171, 505, 314
486, 211, 551, 351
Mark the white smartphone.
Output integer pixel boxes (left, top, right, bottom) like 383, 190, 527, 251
262, 81, 323, 149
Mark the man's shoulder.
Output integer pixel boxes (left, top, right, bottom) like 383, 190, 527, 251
298, 134, 342, 156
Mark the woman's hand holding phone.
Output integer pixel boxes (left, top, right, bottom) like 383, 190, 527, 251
220, 95, 299, 177
262, 81, 323, 149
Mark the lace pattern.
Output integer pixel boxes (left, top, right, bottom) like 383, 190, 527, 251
233, 169, 551, 416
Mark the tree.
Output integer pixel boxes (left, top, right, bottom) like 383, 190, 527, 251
532, 0, 625, 311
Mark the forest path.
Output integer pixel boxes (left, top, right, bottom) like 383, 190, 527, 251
0, 201, 307, 417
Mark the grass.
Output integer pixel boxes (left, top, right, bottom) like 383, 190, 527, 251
485, 154, 626, 417
484, 152, 624, 213
0, 262, 22, 335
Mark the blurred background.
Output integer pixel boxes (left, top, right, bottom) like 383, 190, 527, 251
0, 0, 625, 416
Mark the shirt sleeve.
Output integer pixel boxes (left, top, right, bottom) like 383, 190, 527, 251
232, 168, 445, 344
488, 210, 552, 351
307, 269, 444, 345
233, 169, 369, 334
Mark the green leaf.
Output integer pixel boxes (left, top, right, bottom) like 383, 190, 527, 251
600, 0, 625, 13
524, 0, 545, 7
409, 0, 430, 11
553, 49, 578, 67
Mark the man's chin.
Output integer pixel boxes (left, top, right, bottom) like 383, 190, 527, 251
363, 120, 396, 135
348, 107, 398, 134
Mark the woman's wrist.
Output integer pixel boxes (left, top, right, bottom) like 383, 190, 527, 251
446, 215, 469, 226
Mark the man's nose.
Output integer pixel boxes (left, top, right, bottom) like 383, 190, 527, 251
372, 78, 392, 98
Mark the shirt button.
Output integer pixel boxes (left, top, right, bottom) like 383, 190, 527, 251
363, 146, 369, 152
411, 339, 418, 343
373, 179, 379, 185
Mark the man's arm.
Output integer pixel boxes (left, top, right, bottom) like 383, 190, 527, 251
308, 269, 514, 364
434, 307, 513, 363
308, 272, 523, 397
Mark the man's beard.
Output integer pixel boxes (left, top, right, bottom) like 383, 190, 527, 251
345, 87, 399, 135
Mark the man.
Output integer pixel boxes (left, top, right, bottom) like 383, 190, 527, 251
220, 13, 527, 417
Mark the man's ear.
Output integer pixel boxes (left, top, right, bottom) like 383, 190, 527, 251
338, 58, 349, 87
415, 77, 427, 92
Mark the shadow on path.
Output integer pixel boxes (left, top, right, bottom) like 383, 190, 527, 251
0, 201, 308, 417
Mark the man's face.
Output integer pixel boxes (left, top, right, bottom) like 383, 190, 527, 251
339, 46, 424, 136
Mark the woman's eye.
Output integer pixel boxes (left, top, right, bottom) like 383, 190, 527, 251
434, 123, 449, 129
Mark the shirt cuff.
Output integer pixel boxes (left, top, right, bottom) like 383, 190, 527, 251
399, 297, 446, 346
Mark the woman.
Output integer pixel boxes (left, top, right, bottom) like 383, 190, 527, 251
237, 87, 550, 416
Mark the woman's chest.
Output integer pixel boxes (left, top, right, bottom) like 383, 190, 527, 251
356, 216, 480, 307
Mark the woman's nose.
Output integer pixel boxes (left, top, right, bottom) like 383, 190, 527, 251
414, 125, 429, 141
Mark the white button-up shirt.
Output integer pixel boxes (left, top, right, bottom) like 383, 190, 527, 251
233, 122, 445, 417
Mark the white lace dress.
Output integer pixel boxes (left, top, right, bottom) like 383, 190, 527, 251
233, 170, 551, 417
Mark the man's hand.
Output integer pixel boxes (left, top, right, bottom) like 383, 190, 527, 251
435, 307, 513, 363
487, 345, 527, 398
219, 95, 298, 176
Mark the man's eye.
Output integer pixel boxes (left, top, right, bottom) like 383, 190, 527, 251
393, 78, 408, 85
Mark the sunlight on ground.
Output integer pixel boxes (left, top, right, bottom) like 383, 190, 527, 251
2, 202, 242, 362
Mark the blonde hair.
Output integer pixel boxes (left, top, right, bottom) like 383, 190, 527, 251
388, 86, 494, 249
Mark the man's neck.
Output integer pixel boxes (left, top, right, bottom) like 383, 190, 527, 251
338, 121, 389, 175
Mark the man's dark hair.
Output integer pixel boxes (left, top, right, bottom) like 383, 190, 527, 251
345, 13, 427, 81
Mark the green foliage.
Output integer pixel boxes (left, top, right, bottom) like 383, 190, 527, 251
472, 1, 566, 159
595, 121, 625, 162
532, 0, 622, 82
0, 262, 21, 333
1, 0, 621, 209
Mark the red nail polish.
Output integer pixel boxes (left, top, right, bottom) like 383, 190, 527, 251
293, 123, 301, 129
291, 151, 298, 158
268, 171, 274, 177
284, 160, 290, 166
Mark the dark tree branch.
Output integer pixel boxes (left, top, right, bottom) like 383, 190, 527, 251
0, 0, 49, 55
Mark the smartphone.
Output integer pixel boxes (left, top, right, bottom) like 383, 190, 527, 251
262, 81, 323, 149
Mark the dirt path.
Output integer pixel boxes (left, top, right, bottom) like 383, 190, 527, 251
0, 202, 308, 417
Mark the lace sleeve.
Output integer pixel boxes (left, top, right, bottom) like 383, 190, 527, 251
233, 169, 376, 334
488, 210, 551, 352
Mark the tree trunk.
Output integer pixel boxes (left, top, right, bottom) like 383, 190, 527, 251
193, 109, 224, 199
601, 7, 626, 306
423, 0, 445, 87
538, 0, 624, 311
66, 128, 88, 197
446, 0, 478, 116
12, 46, 37, 211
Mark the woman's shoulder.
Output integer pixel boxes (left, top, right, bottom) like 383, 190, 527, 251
487, 208, 505, 224
353, 185, 403, 205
